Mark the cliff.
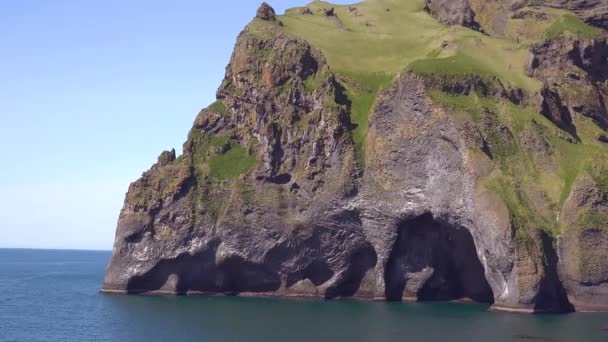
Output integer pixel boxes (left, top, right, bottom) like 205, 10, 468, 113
103, 0, 608, 313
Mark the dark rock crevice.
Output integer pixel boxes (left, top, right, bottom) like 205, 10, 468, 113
325, 245, 377, 299
384, 213, 494, 303
425, 0, 483, 32
126, 238, 285, 295
539, 85, 580, 140
422, 75, 528, 106
529, 37, 608, 137
126, 240, 221, 294
534, 232, 574, 313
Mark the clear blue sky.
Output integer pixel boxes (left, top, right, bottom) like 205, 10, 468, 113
0, 0, 354, 250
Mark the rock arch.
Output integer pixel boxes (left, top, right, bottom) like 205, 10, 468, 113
384, 213, 494, 303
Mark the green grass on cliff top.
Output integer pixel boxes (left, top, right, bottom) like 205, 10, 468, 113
249, 1, 603, 167
280, 0, 539, 91
275, 0, 541, 161
545, 14, 605, 40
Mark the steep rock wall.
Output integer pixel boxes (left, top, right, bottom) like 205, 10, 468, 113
103, 2, 608, 313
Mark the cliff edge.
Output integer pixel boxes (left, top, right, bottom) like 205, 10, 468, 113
103, 1, 608, 313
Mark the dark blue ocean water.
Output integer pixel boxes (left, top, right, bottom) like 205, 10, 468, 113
0, 249, 607, 342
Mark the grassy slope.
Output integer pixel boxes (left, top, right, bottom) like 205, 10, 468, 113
545, 13, 605, 40
271, 0, 608, 236
282, 0, 534, 86
279, 0, 539, 161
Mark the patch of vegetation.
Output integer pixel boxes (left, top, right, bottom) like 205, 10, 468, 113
550, 133, 607, 205
503, 6, 566, 44
576, 208, 608, 232
430, 84, 608, 216
348, 88, 375, 165
428, 91, 493, 121
187, 131, 257, 221
485, 175, 558, 238
282, 0, 539, 90
429, 91, 564, 237
188, 130, 253, 180
209, 144, 256, 179
341, 71, 393, 165
408, 54, 493, 77
195, 180, 224, 223
588, 156, 608, 194
246, 18, 284, 40
208, 100, 227, 115
545, 14, 605, 40
303, 67, 330, 93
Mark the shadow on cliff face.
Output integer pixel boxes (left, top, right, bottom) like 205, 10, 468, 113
325, 245, 378, 299
126, 239, 282, 295
534, 231, 574, 313
384, 213, 494, 303
265, 210, 377, 299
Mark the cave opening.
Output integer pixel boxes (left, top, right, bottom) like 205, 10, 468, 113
384, 213, 494, 303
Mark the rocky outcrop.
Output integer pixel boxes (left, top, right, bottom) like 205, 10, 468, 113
300, 7, 313, 15
558, 176, 608, 311
360, 72, 513, 305
539, 84, 578, 139
358, 72, 574, 312
421, 74, 528, 105
425, 0, 482, 31
528, 38, 608, 81
540, 0, 608, 30
579, 7, 608, 30
103, 2, 608, 313
528, 36, 608, 134
256, 2, 278, 22
523, 23, 608, 312
427, 0, 608, 35
104, 12, 361, 298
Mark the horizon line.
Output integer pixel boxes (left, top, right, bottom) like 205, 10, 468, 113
0, 247, 112, 252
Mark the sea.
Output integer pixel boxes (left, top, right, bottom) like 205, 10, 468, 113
0, 248, 607, 342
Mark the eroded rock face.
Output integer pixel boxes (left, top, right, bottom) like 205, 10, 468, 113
425, 0, 482, 31
103, 3, 608, 313
103, 60, 573, 312
427, 0, 608, 34
256, 2, 278, 22
357, 73, 509, 304
528, 37, 608, 135
104, 19, 362, 297
558, 177, 608, 311
383, 214, 493, 302
528, 38, 608, 81
357, 72, 575, 312
541, 0, 608, 30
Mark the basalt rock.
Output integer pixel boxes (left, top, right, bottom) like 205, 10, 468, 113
579, 7, 608, 30
300, 7, 313, 15
558, 176, 608, 311
539, 84, 578, 139
324, 8, 336, 17
528, 38, 608, 81
103, 2, 608, 313
528, 37, 608, 133
425, 0, 482, 31
104, 18, 360, 298
421, 74, 528, 105
540, 0, 608, 30
427, 0, 608, 36
256, 2, 278, 22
